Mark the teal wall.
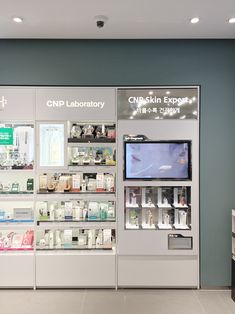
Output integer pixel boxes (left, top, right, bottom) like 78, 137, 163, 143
0, 39, 235, 287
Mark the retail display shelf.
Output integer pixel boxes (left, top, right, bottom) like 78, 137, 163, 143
68, 142, 116, 148
36, 221, 116, 229
0, 221, 34, 226
37, 191, 115, 195
125, 225, 191, 231
68, 138, 115, 143
35, 194, 116, 201
0, 248, 33, 251
68, 165, 116, 173
0, 250, 34, 256
0, 195, 34, 200
36, 246, 113, 251
0, 192, 34, 195
123, 181, 193, 187
36, 248, 116, 256
0, 169, 34, 172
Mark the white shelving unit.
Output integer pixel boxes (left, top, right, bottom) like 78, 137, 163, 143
34, 120, 117, 288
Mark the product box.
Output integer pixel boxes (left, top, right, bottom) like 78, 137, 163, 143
88, 202, 99, 220
64, 229, 73, 248
13, 208, 33, 222
64, 201, 73, 220
96, 173, 105, 192
72, 174, 81, 192
39, 174, 47, 191
103, 229, 112, 249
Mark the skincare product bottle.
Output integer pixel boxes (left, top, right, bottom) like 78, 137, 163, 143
147, 210, 153, 226
131, 193, 137, 206
179, 211, 187, 226
49, 204, 55, 220
55, 230, 62, 248
81, 179, 86, 192
49, 230, 54, 249
26, 178, 34, 191
88, 230, 93, 249
163, 213, 170, 225
74, 206, 81, 220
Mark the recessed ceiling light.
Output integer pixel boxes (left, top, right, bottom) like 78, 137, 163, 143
166, 91, 171, 95
12, 16, 23, 23
149, 91, 153, 95
130, 116, 134, 119
228, 17, 235, 24
190, 17, 200, 24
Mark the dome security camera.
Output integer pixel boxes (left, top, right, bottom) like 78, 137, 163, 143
94, 15, 108, 29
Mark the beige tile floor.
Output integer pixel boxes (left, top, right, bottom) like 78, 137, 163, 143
0, 289, 234, 314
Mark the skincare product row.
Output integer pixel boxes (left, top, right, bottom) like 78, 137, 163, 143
39, 172, 115, 193
70, 123, 116, 140
0, 230, 34, 250
69, 146, 116, 166
37, 200, 115, 221
37, 228, 113, 250
126, 186, 190, 208
0, 178, 34, 193
125, 206, 190, 230
0, 207, 33, 222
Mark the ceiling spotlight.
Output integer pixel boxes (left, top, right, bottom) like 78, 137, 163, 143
190, 17, 200, 24
166, 91, 171, 95
228, 17, 235, 24
149, 91, 153, 95
130, 116, 134, 120
12, 16, 23, 23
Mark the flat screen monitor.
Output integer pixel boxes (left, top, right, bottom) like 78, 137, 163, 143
124, 141, 191, 180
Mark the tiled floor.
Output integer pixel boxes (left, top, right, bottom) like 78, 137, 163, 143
0, 289, 234, 314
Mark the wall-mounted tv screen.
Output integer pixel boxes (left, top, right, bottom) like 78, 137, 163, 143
124, 141, 191, 180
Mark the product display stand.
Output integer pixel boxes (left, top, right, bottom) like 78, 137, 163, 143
35, 120, 117, 287
0, 85, 199, 289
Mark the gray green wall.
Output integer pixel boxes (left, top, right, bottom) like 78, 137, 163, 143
0, 39, 234, 287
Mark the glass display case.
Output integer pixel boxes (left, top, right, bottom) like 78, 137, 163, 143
37, 172, 115, 194
125, 186, 191, 230
36, 228, 115, 250
0, 123, 34, 170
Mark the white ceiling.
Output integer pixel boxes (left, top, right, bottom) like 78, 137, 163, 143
0, 0, 235, 39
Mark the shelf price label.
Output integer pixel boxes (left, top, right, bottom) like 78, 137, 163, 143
0, 128, 13, 145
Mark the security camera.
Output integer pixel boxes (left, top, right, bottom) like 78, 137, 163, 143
94, 15, 108, 29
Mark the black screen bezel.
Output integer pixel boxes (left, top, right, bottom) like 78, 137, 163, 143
124, 140, 192, 181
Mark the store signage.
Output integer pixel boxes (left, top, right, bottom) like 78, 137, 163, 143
36, 88, 116, 120
46, 99, 105, 109
123, 134, 147, 141
0, 128, 13, 145
117, 87, 199, 120
0, 96, 7, 111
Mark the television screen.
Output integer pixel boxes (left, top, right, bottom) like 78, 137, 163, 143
124, 141, 191, 180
